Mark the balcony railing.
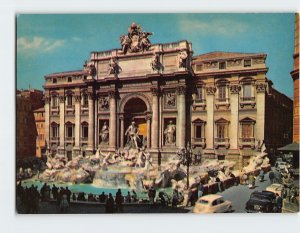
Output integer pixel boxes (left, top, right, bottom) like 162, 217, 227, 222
240, 96, 255, 102
214, 137, 230, 149
65, 137, 75, 142
81, 137, 88, 142
192, 98, 206, 110
51, 106, 59, 110
192, 137, 206, 148
215, 98, 230, 109
50, 137, 59, 141
240, 96, 256, 108
239, 137, 255, 149
81, 104, 88, 109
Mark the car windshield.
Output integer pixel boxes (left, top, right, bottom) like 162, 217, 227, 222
198, 199, 209, 205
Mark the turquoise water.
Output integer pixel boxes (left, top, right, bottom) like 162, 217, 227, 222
21, 179, 172, 199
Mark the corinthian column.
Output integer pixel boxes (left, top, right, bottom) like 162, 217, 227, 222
146, 114, 151, 149
87, 92, 94, 154
256, 82, 266, 143
58, 95, 65, 155
151, 88, 159, 149
44, 96, 50, 152
109, 91, 117, 150
229, 84, 241, 150
73, 94, 81, 155
120, 115, 124, 148
205, 86, 216, 150
176, 86, 186, 148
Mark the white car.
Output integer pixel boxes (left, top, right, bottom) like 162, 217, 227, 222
265, 183, 284, 197
193, 194, 232, 213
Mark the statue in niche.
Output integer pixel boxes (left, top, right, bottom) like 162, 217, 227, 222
125, 121, 141, 149
100, 122, 109, 143
178, 50, 188, 68
164, 120, 176, 144
84, 61, 96, 76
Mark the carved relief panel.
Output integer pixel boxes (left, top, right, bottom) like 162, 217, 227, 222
163, 91, 176, 109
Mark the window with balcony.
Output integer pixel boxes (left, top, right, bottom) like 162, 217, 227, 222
192, 118, 206, 147
81, 122, 88, 141
243, 84, 252, 98
82, 94, 88, 107
215, 118, 230, 148
218, 85, 227, 102
65, 122, 74, 140
66, 95, 73, 107
239, 117, 255, 149
51, 122, 59, 139
52, 96, 58, 107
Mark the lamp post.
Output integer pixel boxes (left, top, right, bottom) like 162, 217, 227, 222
177, 142, 192, 189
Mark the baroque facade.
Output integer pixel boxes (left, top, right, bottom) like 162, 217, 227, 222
43, 23, 292, 168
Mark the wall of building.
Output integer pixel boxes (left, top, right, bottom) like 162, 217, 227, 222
34, 108, 46, 158
16, 89, 44, 160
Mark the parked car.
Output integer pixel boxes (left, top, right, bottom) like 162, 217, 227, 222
193, 194, 232, 213
245, 191, 276, 213
266, 184, 284, 197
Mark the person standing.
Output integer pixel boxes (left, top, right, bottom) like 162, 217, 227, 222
269, 170, 275, 184
105, 193, 115, 213
172, 188, 179, 208
115, 189, 124, 212
148, 186, 156, 205
275, 193, 283, 213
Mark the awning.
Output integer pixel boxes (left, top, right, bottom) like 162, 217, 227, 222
278, 143, 299, 152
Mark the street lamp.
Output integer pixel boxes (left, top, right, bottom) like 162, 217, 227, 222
177, 142, 193, 189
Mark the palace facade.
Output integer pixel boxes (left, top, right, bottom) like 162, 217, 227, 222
43, 23, 292, 168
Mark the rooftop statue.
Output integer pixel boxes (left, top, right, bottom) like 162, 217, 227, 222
120, 22, 153, 54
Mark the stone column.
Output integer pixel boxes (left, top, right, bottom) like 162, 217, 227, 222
86, 92, 94, 154
205, 86, 216, 150
176, 86, 186, 148
58, 95, 65, 155
256, 82, 266, 142
120, 115, 124, 148
44, 96, 50, 152
109, 91, 117, 150
146, 115, 151, 149
151, 88, 159, 149
229, 84, 241, 150
73, 95, 81, 155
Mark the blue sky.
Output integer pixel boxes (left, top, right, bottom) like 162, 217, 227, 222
17, 13, 295, 97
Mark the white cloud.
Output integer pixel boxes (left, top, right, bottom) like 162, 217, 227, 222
17, 36, 65, 54
71, 36, 81, 42
179, 18, 248, 37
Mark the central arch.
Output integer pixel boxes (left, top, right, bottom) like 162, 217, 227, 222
119, 93, 151, 147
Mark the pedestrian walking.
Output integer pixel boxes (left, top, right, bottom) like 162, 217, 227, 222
269, 170, 275, 184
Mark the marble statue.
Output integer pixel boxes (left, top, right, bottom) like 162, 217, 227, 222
125, 121, 140, 149
100, 121, 109, 143
164, 120, 176, 144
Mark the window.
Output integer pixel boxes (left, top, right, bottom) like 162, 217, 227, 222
217, 124, 226, 138
82, 125, 88, 138
196, 87, 203, 100
195, 64, 203, 71
52, 96, 58, 107
67, 77, 72, 82
195, 125, 202, 139
241, 123, 252, 138
82, 94, 88, 106
41, 113, 43, 117
66, 95, 73, 106
51, 125, 58, 138
218, 86, 226, 101
219, 62, 226, 69
66, 125, 73, 138
244, 59, 251, 67
53, 78, 57, 84
243, 84, 252, 98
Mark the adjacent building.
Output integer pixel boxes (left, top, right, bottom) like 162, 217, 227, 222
43, 23, 293, 168
33, 107, 46, 158
16, 89, 44, 159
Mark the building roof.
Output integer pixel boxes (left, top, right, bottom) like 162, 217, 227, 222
33, 107, 45, 112
193, 51, 266, 62
45, 70, 87, 78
